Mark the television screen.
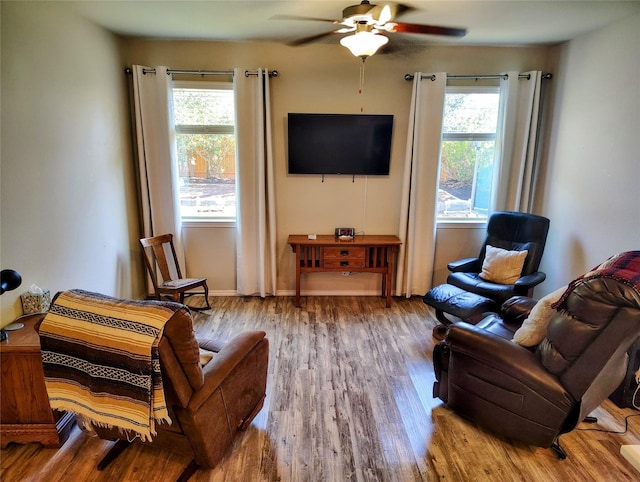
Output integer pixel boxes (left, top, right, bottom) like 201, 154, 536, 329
287, 113, 393, 175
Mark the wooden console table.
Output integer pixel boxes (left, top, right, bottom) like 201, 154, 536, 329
1, 314, 75, 448
288, 234, 402, 307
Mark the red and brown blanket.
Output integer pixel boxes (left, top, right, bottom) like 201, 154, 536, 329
40, 290, 173, 442
552, 250, 640, 309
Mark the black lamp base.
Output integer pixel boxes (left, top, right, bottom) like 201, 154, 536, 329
0, 323, 24, 342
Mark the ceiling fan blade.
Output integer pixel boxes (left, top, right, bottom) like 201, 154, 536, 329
287, 30, 341, 46
392, 3, 416, 18
390, 22, 467, 37
271, 14, 340, 25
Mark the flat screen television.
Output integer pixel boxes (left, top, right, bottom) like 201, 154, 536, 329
287, 113, 393, 176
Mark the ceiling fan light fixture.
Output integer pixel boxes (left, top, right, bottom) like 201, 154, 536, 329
340, 31, 388, 59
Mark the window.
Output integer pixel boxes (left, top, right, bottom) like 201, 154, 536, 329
437, 87, 500, 221
172, 81, 235, 222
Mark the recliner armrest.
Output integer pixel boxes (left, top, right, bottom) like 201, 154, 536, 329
514, 271, 546, 289
446, 323, 572, 406
188, 331, 267, 411
501, 296, 538, 326
447, 257, 480, 272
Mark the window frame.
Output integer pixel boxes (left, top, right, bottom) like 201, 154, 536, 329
172, 80, 236, 227
437, 85, 500, 225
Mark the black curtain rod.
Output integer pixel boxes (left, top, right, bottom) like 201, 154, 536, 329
123, 67, 279, 77
404, 72, 553, 81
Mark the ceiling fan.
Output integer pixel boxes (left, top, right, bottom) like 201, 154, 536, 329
276, 1, 467, 60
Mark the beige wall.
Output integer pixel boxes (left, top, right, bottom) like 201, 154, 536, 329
535, 13, 640, 294
5, 2, 635, 319
122, 39, 552, 296
0, 2, 142, 326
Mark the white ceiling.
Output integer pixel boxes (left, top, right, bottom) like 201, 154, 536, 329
67, 0, 640, 47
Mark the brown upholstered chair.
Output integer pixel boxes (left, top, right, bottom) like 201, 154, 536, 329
39, 291, 268, 480
433, 252, 640, 458
140, 233, 211, 310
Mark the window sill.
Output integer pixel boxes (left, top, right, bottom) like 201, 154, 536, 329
182, 219, 236, 229
437, 219, 488, 229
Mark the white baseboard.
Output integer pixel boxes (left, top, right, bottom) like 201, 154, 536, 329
621, 445, 640, 473
206, 290, 385, 297
276, 289, 382, 297
207, 290, 240, 296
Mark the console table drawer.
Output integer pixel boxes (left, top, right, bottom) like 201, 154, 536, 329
323, 258, 366, 269
323, 247, 366, 259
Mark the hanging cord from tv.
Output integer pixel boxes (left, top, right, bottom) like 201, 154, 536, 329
362, 176, 368, 233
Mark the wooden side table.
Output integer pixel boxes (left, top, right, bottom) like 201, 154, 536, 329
0, 314, 75, 448
288, 234, 402, 307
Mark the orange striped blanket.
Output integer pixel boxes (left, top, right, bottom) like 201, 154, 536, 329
40, 290, 173, 442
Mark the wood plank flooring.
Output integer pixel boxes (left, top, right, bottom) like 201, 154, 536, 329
2, 295, 639, 481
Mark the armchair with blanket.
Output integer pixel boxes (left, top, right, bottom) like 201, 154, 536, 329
38, 289, 269, 480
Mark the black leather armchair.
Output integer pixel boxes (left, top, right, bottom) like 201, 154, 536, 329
433, 252, 640, 458
447, 211, 550, 304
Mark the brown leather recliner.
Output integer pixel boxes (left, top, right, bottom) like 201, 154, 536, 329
433, 254, 640, 458
40, 292, 269, 480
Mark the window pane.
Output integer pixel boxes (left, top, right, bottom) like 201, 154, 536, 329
173, 88, 234, 126
438, 140, 495, 218
438, 91, 500, 221
176, 133, 236, 219
172, 84, 236, 221
442, 93, 499, 134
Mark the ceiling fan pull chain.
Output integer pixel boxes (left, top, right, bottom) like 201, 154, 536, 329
359, 59, 365, 95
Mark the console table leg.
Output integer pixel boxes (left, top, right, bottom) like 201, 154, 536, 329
295, 246, 302, 307
385, 247, 396, 307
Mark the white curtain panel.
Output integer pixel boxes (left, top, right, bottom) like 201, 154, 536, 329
233, 68, 277, 297
131, 66, 184, 290
396, 73, 447, 297
491, 71, 543, 213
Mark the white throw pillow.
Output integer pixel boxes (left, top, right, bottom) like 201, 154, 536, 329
479, 245, 529, 284
512, 285, 568, 347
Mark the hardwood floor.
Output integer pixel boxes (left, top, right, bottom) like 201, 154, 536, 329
2, 295, 639, 481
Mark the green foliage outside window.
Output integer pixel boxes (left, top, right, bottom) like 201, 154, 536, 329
172, 84, 236, 220
173, 87, 235, 180
438, 90, 500, 219
176, 133, 234, 179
